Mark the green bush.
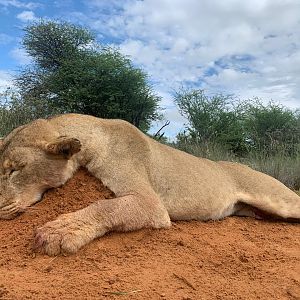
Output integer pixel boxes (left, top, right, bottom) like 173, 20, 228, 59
175, 89, 300, 157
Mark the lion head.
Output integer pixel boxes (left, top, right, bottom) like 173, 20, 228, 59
0, 119, 81, 219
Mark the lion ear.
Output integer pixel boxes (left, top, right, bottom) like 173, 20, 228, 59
44, 137, 81, 159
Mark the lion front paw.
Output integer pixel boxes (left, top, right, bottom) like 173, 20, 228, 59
34, 213, 97, 256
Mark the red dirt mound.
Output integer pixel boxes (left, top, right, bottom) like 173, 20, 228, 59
0, 169, 299, 300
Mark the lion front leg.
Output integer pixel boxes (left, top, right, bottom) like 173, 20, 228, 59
34, 193, 171, 256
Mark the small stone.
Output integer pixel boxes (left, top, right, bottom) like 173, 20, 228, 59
177, 240, 185, 246
44, 266, 53, 272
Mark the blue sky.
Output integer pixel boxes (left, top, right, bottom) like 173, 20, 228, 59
1, 0, 300, 137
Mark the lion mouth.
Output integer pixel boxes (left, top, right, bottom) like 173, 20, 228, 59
0, 203, 24, 219
0, 192, 45, 220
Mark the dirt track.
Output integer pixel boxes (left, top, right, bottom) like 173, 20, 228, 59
0, 169, 299, 300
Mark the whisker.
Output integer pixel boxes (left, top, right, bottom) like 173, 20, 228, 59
1, 203, 16, 211
25, 206, 40, 211
22, 206, 41, 214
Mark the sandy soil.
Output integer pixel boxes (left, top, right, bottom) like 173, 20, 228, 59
0, 169, 299, 300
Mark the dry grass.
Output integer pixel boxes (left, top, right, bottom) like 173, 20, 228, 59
174, 141, 300, 190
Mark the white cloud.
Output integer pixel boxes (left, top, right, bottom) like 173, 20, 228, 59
16, 10, 37, 22
0, 33, 14, 44
0, 70, 13, 92
9, 47, 31, 65
94, 3, 298, 87
0, 0, 39, 9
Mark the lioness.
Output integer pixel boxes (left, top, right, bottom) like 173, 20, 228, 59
0, 114, 299, 255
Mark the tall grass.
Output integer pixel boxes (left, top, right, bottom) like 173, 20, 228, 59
174, 140, 236, 161
175, 140, 300, 190
0, 90, 36, 137
242, 148, 300, 190
0, 105, 32, 137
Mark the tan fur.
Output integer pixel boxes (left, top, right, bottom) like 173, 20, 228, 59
0, 114, 299, 256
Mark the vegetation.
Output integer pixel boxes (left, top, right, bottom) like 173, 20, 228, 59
174, 89, 246, 156
0, 88, 34, 136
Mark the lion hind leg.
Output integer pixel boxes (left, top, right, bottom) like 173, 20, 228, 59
233, 192, 300, 222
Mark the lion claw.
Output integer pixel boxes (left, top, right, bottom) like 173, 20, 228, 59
33, 214, 95, 256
